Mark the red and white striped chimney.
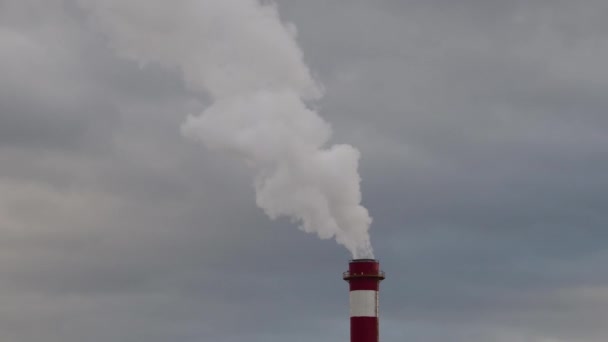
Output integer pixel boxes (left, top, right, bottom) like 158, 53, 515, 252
343, 259, 385, 342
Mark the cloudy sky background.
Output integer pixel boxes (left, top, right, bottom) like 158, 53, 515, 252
1, 0, 608, 341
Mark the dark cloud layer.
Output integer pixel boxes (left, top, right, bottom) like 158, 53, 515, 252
1, 0, 607, 341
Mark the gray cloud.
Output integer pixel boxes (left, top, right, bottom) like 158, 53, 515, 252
0, 0, 607, 341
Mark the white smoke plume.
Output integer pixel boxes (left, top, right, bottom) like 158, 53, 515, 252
78, 0, 373, 258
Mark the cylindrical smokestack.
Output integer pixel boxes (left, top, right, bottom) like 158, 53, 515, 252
343, 259, 385, 342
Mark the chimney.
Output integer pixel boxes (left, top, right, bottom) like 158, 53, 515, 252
343, 259, 385, 342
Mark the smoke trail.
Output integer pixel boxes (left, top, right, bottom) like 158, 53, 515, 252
79, 0, 373, 258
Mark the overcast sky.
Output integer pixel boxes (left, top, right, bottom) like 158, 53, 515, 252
1, 0, 608, 341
